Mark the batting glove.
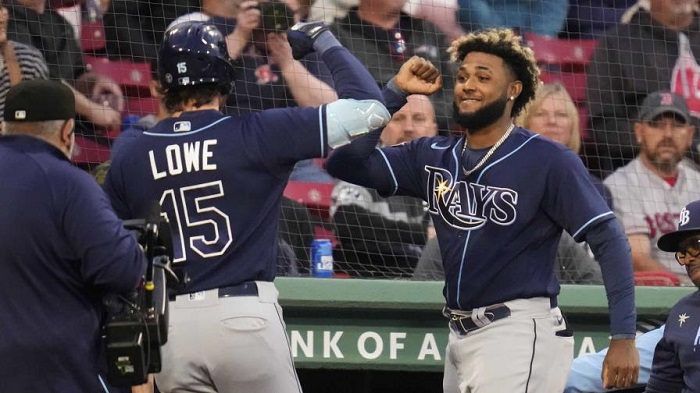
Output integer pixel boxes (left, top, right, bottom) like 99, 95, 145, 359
287, 21, 338, 60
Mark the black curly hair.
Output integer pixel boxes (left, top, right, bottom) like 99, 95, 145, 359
448, 28, 540, 118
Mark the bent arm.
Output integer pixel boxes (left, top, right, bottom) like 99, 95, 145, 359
321, 46, 384, 103
325, 79, 409, 191
279, 59, 338, 106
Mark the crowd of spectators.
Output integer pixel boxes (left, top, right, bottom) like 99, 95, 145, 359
4, 0, 700, 287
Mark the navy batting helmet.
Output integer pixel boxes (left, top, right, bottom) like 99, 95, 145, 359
158, 21, 236, 94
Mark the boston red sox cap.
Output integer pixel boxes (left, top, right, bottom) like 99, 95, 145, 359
4, 79, 76, 122
638, 91, 691, 124
658, 200, 700, 252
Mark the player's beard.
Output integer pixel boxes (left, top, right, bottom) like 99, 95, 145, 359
452, 94, 509, 135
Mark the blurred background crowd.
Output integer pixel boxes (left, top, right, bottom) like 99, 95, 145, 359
5, 0, 699, 287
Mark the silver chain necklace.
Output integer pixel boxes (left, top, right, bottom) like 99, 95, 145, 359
461, 124, 515, 176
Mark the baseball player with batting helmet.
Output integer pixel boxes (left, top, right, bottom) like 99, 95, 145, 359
103, 20, 436, 392
326, 28, 640, 392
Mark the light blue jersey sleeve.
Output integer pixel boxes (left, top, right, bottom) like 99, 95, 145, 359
563, 325, 664, 392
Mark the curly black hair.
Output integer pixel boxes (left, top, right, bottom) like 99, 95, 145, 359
447, 28, 540, 118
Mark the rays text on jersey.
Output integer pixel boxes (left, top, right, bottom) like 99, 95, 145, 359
425, 166, 518, 230
150, 139, 218, 180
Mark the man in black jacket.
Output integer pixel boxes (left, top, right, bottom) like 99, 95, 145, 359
587, 0, 700, 174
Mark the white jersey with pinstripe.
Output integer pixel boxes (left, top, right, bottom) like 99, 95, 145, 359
604, 157, 700, 285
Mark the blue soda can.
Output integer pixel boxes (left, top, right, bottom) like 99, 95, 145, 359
310, 239, 334, 278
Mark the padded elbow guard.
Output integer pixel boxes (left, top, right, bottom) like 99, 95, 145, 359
325, 99, 390, 148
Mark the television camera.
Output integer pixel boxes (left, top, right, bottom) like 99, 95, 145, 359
103, 202, 187, 386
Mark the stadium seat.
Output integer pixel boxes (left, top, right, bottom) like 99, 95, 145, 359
539, 70, 588, 103
83, 55, 152, 97
525, 34, 598, 142
524, 33, 598, 72
125, 96, 159, 117
283, 181, 334, 221
79, 20, 107, 52
634, 271, 681, 287
72, 134, 110, 167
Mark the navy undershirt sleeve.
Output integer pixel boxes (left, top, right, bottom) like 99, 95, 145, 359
584, 218, 637, 336
321, 46, 385, 104
384, 78, 409, 114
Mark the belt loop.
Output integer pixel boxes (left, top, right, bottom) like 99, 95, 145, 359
255, 281, 279, 303
471, 307, 489, 327
446, 304, 511, 336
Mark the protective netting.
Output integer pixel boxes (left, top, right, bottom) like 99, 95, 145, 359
16, 0, 695, 286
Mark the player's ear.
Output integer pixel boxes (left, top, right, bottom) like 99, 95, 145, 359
57, 118, 75, 159
508, 81, 522, 101
60, 118, 75, 140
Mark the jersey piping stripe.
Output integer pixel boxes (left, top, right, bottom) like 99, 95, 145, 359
275, 302, 304, 393
446, 140, 464, 304
456, 229, 472, 309
572, 211, 615, 239
451, 141, 461, 181
475, 133, 539, 183
143, 116, 231, 137
376, 147, 399, 196
318, 106, 326, 157
98, 374, 110, 393
455, 133, 539, 307
524, 319, 537, 393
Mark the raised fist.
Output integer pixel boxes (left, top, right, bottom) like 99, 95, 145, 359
286, 21, 329, 60
394, 56, 443, 96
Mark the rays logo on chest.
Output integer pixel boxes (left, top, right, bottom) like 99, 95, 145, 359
425, 166, 518, 230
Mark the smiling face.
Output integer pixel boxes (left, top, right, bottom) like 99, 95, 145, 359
452, 51, 521, 133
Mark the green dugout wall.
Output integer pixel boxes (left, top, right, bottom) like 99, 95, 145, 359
276, 277, 695, 372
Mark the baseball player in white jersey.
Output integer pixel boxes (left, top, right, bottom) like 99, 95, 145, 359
605, 91, 700, 286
